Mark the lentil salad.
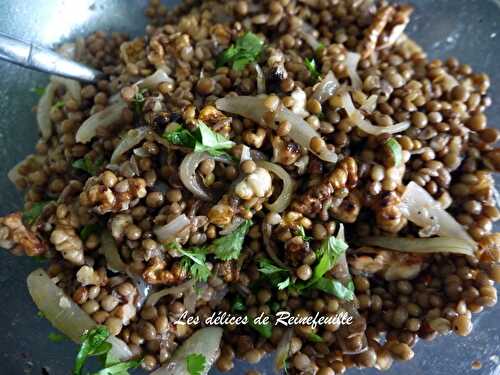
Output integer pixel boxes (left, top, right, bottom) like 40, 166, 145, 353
1, 0, 500, 374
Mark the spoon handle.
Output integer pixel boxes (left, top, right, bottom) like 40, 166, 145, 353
0, 32, 103, 83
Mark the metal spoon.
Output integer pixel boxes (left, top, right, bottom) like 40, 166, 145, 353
0, 32, 103, 83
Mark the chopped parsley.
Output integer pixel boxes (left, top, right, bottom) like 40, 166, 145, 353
186, 353, 206, 375
73, 326, 141, 375
177, 246, 211, 283
314, 277, 355, 301
304, 58, 321, 83
132, 88, 147, 115
232, 295, 247, 312
207, 219, 252, 261
247, 315, 273, 338
307, 332, 323, 343
385, 138, 403, 167
80, 224, 101, 242
31, 86, 45, 96
53, 100, 65, 109
216, 32, 265, 71
72, 156, 104, 176
307, 235, 348, 287
23, 201, 52, 225
258, 258, 293, 290
316, 42, 326, 54
295, 226, 312, 241
163, 121, 235, 158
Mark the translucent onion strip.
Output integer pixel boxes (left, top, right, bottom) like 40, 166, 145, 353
358, 236, 475, 256
110, 127, 148, 163
345, 52, 362, 90
145, 280, 195, 307
27, 268, 133, 360
256, 160, 294, 213
216, 96, 338, 163
153, 214, 191, 243
312, 71, 339, 103
400, 181, 477, 247
36, 82, 56, 139
76, 101, 128, 144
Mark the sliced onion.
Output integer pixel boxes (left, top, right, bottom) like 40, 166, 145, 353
256, 160, 294, 213
76, 101, 128, 144
136, 69, 173, 90
180, 152, 215, 200
216, 96, 338, 163
240, 145, 252, 164
433, 71, 459, 92
126, 271, 151, 310
184, 287, 197, 314
340, 91, 410, 135
401, 182, 476, 247
152, 327, 223, 375
358, 236, 476, 256
275, 328, 293, 372
254, 63, 266, 94
277, 108, 338, 163
37, 82, 56, 139
312, 71, 339, 103
300, 23, 322, 50
27, 268, 132, 360
262, 223, 289, 269
359, 94, 378, 113
110, 126, 148, 163
51, 76, 82, 106
153, 214, 191, 243
290, 88, 308, 118
145, 280, 195, 307
220, 216, 245, 235
100, 231, 127, 273
345, 52, 362, 90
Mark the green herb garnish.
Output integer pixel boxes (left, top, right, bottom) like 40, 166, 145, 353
295, 226, 312, 242
307, 332, 323, 343
314, 277, 355, 301
232, 295, 247, 312
186, 353, 207, 375
53, 100, 65, 109
36, 311, 45, 318
385, 138, 402, 167
164, 121, 235, 158
72, 156, 104, 176
208, 219, 252, 261
132, 88, 147, 115
304, 58, 321, 82
247, 315, 273, 338
80, 224, 101, 242
305, 235, 348, 288
23, 201, 52, 225
216, 32, 265, 71
31, 86, 45, 96
73, 326, 141, 375
177, 246, 211, 283
48, 332, 67, 343
316, 42, 326, 54
258, 258, 293, 290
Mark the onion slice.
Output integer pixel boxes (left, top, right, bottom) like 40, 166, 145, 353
100, 231, 127, 273
340, 91, 410, 135
152, 327, 223, 375
254, 63, 266, 94
312, 71, 339, 103
76, 101, 128, 144
358, 236, 476, 256
153, 214, 191, 243
110, 127, 148, 163
345, 52, 362, 90
401, 182, 476, 247
136, 69, 173, 90
216, 96, 338, 163
51, 76, 82, 106
275, 328, 293, 372
27, 269, 132, 360
256, 160, 294, 213
145, 280, 195, 307
37, 82, 57, 139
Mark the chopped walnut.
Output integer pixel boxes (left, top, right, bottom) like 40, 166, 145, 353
50, 227, 84, 265
331, 190, 362, 223
374, 191, 408, 233
110, 214, 133, 241
143, 256, 178, 285
235, 167, 273, 200
292, 157, 358, 217
358, 5, 395, 59
216, 260, 240, 283
208, 204, 235, 226
80, 172, 147, 215
272, 136, 301, 166
76, 265, 102, 286
0, 212, 47, 256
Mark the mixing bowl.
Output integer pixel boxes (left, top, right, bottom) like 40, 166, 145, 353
0, 0, 498, 374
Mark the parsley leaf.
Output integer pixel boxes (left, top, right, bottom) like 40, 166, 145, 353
314, 277, 355, 301
247, 315, 273, 338
186, 353, 206, 375
23, 201, 52, 225
163, 121, 234, 157
307, 332, 323, 343
385, 138, 402, 167
304, 58, 321, 83
295, 226, 312, 241
36, 311, 45, 318
217, 32, 265, 71
232, 295, 247, 312
316, 42, 326, 54
31, 86, 46, 96
208, 219, 252, 261
178, 247, 212, 283
132, 88, 147, 115
73, 326, 141, 375
80, 223, 101, 241
305, 235, 348, 288
72, 156, 104, 176
258, 258, 293, 290
48, 332, 67, 343
53, 100, 65, 109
